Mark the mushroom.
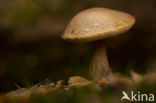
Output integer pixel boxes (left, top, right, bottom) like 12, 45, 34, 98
61, 7, 135, 82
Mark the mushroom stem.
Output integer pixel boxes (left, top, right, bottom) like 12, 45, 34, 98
90, 41, 111, 81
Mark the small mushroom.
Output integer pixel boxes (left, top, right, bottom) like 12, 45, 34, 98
61, 7, 135, 81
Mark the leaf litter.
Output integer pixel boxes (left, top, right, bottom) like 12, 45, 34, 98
1, 70, 156, 102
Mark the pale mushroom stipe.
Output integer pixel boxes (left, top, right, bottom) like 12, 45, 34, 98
61, 7, 135, 81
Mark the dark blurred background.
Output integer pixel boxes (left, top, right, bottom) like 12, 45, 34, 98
0, 0, 155, 93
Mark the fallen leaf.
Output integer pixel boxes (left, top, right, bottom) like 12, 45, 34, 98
68, 76, 93, 87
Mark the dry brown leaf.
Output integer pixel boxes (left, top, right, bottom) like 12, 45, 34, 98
68, 76, 93, 87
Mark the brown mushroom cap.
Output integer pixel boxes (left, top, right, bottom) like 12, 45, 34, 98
61, 7, 135, 42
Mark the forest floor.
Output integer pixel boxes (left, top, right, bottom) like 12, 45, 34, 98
0, 71, 156, 103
